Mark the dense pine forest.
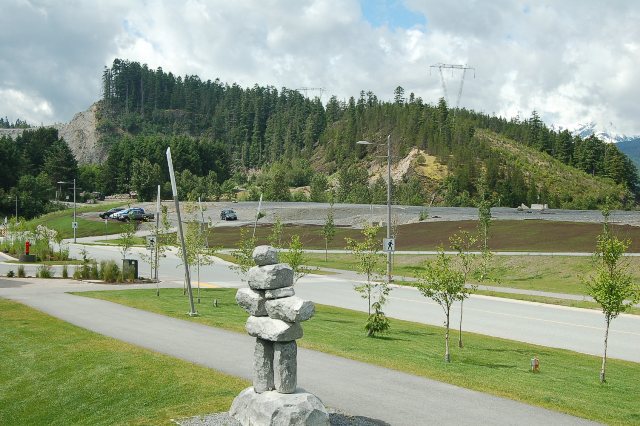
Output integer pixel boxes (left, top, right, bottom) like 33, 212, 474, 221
1, 58, 638, 218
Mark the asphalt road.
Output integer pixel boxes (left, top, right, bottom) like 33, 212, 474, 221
2, 240, 638, 363
0, 278, 598, 425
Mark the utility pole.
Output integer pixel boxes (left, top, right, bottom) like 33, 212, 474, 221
73, 179, 76, 243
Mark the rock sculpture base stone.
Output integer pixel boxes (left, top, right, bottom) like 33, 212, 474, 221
274, 341, 297, 393
230, 387, 329, 426
253, 338, 274, 393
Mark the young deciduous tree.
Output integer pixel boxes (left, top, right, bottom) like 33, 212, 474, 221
584, 209, 640, 383
281, 234, 307, 284
346, 224, 390, 337
321, 203, 336, 262
178, 220, 215, 303
118, 221, 137, 280
118, 220, 137, 261
232, 227, 257, 277
268, 215, 284, 249
417, 251, 468, 362
477, 173, 493, 281
449, 230, 478, 348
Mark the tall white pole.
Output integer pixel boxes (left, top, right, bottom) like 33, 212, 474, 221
386, 134, 392, 285
154, 184, 160, 285
166, 147, 197, 316
73, 179, 77, 243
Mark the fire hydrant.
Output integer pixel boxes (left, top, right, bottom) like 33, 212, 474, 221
25, 240, 30, 255
531, 356, 540, 373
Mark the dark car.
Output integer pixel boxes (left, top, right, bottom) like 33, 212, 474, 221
124, 208, 153, 222
99, 207, 125, 219
220, 209, 237, 221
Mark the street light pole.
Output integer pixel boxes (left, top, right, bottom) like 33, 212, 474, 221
385, 134, 391, 285
356, 135, 393, 284
73, 178, 77, 243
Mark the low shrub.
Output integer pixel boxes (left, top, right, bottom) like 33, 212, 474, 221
62, 265, 68, 279
90, 262, 99, 280
100, 260, 121, 283
36, 265, 54, 279
17, 265, 25, 278
6, 270, 15, 278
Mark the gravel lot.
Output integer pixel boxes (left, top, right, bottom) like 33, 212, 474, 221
84, 201, 640, 229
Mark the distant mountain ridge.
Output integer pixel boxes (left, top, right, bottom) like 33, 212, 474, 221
569, 121, 639, 144
564, 121, 640, 168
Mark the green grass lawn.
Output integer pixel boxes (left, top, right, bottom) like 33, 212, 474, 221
80, 288, 640, 425
94, 236, 147, 246
0, 297, 247, 425
303, 252, 640, 296
474, 289, 640, 316
27, 203, 129, 238
6, 259, 84, 265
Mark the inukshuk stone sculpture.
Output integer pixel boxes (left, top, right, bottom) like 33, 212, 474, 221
230, 245, 329, 425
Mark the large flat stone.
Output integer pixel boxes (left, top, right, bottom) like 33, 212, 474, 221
248, 264, 294, 290
246, 316, 303, 342
229, 387, 329, 426
265, 287, 295, 299
266, 296, 315, 323
274, 341, 297, 394
236, 288, 267, 316
253, 338, 274, 393
253, 245, 279, 266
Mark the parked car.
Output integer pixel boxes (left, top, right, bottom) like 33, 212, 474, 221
220, 209, 237, 221
99, 207, 125, 219
125, 208, 154, 222
110, 208, 132, 220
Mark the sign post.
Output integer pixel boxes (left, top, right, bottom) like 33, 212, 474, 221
383, 238, 395, 253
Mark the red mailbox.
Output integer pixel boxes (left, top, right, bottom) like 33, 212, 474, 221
25, 240, 30, 255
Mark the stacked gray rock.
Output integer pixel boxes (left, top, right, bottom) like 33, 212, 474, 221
230, 245, 329, 425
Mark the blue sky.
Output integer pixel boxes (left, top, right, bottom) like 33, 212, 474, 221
360, 0, 426, 29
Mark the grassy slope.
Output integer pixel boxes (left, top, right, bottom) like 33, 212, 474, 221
477, 129, 629, 208
80, 288, 640, 425
27, 202, 128, 238
0, 297, 247, 425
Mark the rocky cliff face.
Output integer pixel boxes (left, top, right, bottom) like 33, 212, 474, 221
0, 103, 105, 164
55, 103, 105, 164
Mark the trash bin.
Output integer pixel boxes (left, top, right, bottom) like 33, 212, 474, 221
123, 259, 138, 280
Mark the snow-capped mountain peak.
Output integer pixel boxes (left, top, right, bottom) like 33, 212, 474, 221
569, 121, 635, 143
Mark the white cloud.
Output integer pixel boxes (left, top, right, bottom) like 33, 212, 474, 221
0, 88, 54, 124
1, 0, 639, 134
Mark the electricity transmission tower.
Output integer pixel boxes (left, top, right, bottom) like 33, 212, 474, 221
429, 63, 475, 110
296, 87, 325, 100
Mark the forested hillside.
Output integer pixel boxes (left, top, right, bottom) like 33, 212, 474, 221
1, 58, 636, 219
95, 59, 637, 209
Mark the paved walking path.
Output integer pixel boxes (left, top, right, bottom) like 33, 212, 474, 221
0, 278, 597, 425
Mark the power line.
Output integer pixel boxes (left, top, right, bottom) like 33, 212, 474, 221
429, 63, 475, 110
296, 87, 325, 100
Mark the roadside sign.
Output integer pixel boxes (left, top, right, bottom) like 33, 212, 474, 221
72, 221, 78, 229
383, 238, 395, 253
